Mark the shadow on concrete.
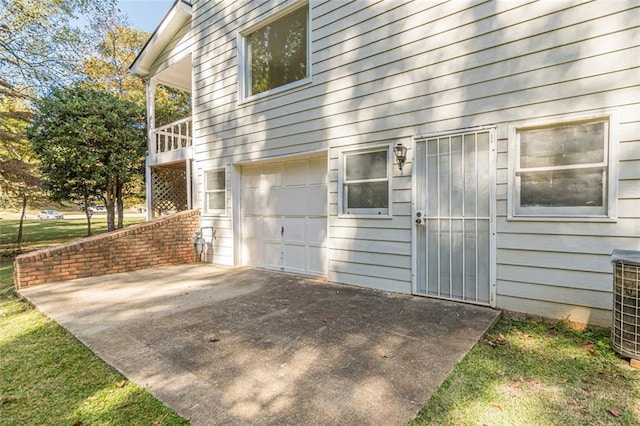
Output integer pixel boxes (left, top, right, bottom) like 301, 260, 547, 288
19, 264, 500, 425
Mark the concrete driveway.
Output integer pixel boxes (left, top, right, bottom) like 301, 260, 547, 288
19, 264, 500, 425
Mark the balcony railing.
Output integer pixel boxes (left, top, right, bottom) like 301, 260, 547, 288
151, 117, 192, 155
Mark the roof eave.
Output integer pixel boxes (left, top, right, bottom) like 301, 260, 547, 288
129, 0, 192, 78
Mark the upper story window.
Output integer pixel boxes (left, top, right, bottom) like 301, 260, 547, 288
240, 3, 309, 100
509, 111, 618, 219
339, 146, 392, 216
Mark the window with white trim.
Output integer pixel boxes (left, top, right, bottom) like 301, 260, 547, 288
510, 113, 617, 218
204, 169, 226, 214
341, 147, 391, 216
240, 3, 309, 100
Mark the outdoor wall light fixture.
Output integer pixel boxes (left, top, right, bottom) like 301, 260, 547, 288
394, 142, 408, 172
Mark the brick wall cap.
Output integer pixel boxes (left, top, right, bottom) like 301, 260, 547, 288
15, 210, 200, 262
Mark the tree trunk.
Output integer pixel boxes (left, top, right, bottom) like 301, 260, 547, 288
15, 192, 27, 246
116, 177, 124, 229
84, 195, 93, 237
105, 177, 117, 231
106, 200, 115, 231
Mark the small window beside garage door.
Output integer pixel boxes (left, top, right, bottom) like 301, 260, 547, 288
204, 168, 226, 215
339, 144, 392, 217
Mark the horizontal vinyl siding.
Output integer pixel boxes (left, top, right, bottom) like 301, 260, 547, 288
327, 145, 412, 292
198, 164, 234, 267
497, 295, 612, 327
499, 265, 611, 293
498, 249, 612, 274
495, 105, 640, 325
198, 1, 636, 128
499, 281, 611, 311
190, 0, 639, 323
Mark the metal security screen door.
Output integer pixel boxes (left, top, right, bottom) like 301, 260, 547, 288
414, 129, 496, 306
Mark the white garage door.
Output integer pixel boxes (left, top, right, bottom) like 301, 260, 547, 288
241, 155, 327, 276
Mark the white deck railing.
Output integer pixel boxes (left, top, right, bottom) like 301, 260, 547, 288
151, 117, 192, 155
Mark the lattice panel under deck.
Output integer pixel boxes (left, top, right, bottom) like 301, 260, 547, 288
151, 167, 188, 218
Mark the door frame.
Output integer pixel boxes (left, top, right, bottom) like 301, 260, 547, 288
411, 126, 497, 307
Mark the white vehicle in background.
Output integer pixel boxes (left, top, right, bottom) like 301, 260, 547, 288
37, 210, 64, 219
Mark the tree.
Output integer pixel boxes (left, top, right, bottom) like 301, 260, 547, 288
0, 158, 40, 243
28, 85, 145, 234
0, 0, 117, 237
80, 24, 148, 228
80, 24, 191, 226
0, 94, 43, 246
0, 95, 31, 205
0, 0, 117, 99
81, 24, 191, 126
82, 24, 148, 104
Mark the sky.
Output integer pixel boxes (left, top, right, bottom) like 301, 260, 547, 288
117, 0, 175, 32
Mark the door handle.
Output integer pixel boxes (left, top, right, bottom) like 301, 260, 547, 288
281, 226, 284, 236
415, 211, 425, 225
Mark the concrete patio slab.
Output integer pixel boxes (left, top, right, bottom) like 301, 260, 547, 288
19, 264, 501, 425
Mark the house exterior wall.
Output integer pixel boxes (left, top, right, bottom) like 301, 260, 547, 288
178, 0, 639, 325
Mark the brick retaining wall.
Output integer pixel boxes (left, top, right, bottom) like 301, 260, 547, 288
13, 210, 201, 289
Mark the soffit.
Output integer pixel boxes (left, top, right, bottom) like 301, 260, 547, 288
129, 0, 192, 81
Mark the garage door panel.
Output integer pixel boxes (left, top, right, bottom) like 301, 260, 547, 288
263, 216, 281, 241
284, 244, 306, 272
243, 240, 262, 266
242, 190, 266, 215
305, 186, 327, 215
270, 186, 326, 216
284, 160, 308, 186
263, 163, 283, 187
270, 187, 309, 216
267, 187, 287, 216
242, 216, 263, 240
241, 156, 327, 276
263, 242, 282, 267
255, 187, 270, 209
308, 157, 327, 184
242, 165, 262, 188
283, 217, 306, 243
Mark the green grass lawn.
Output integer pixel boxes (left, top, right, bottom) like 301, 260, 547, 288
1, 217, 145, 257
0, 219, 189, 425
412, 318, 640, 425
1, 220, 639, 425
